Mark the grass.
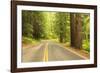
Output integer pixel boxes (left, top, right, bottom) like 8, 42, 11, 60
22, 37, 40, 46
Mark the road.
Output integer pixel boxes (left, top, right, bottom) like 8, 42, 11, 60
22, 41, 85, 62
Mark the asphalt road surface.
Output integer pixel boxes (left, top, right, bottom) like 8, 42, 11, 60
22, 41, 84, 62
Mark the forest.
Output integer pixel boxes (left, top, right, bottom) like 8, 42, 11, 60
22, 10, 90, 52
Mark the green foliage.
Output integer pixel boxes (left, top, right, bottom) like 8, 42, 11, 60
22, 37, 33, 44
82, 14, 90, 40
54, 12, 70, 43
31, 11, 45, 39
22, 11, 33, 38
82, 14, 90, 52
82, 40, 90, 52
22, 37, 40, 45
22, 23, 33, 38
41, 12, 57, 39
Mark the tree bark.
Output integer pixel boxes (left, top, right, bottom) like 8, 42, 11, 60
70, 13, 82, 49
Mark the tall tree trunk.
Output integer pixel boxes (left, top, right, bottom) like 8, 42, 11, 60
59, 33, 63, 43
70, 13, 82, 49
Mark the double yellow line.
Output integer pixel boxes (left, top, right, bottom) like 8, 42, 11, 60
43, 43, 48, 62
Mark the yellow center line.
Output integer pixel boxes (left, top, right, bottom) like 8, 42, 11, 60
43, 43, 48, 62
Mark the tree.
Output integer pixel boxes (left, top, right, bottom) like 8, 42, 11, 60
54, 12, 68, 43
22, 11, 45, 39
70, 13, 82, 49
82, 14, 90, 41
32, 12, 42, 39
22, 11, 33, 38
